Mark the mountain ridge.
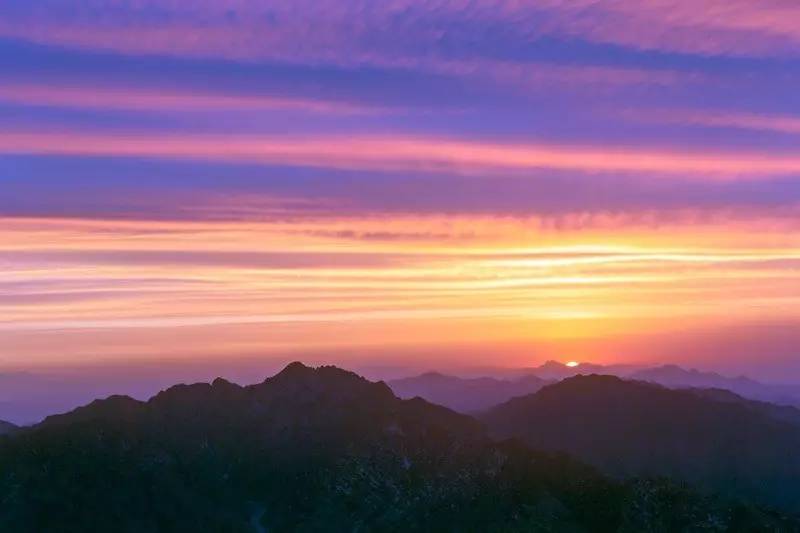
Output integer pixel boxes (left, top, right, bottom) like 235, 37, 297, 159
630, 364, 800, 407
483, 374, 800, 514
2, 362, 795, 532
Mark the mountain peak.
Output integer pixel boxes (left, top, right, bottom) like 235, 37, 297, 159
41, 394, 144, 428
211, 377, 237, 389
561, 373, 624, 384
418, 371, 448, 379
280, 360, 312, 373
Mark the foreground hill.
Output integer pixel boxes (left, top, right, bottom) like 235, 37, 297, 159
1, 363, 794, 532
388, 371, 551, 412
483, 375, 800, 514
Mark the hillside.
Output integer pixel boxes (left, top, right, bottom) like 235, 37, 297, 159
483, 375, 800, 514
1, 363, 793, 531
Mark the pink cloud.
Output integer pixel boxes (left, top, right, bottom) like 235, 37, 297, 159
2, 0, 799, 66
624, 108, 800, 135
541, 0, 800, 57
0, 83, 379, 115
2, 130, 800, 180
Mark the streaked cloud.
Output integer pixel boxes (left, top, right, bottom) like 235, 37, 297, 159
2, 0, 799, 377
0, 82, 379, 115
628, 109, 800, 136
2, 1, 800, 64
3, 130, 800, 180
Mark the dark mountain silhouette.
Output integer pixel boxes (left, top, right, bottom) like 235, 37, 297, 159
388, 371, 551, 413
0, 370, 175, 425
1, 363, 793, 532
0, 420, 17, 436
631, 364, 800, 408
483, 375, 800, 514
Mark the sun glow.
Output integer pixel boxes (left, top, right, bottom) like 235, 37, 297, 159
2, 214, 800, 367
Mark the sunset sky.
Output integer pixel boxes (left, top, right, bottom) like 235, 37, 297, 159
2, 1, 800, 379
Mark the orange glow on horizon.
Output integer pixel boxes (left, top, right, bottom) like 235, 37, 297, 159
2, 212, 800, 369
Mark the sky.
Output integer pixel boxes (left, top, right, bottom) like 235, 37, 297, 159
2, 0, 800, 381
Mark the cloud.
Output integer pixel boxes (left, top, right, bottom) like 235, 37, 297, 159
0, 249, 414, 269
0, 82, 380, 115
539, 0, 800, 57
626, 108, 800, 135
2, 130, 800, 180
1, 0, 799, 67
2, 0, 799, 375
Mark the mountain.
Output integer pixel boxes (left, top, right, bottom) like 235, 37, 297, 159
0, 420, 17, 436
0, 371, 169, 425
686, 387, 800, 427
1, 363, 793, 532
630, 365, 800, 408
388, 371, 551, 412
483, 375, 800, 514
526, 360, 639, 381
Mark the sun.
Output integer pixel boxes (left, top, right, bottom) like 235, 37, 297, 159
565, 361, 580, 367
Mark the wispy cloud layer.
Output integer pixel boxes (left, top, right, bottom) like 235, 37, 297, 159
3, 131, 800, 180
0, 83, 379, 115
2, 0, 799, 374
3, 1, 800, 63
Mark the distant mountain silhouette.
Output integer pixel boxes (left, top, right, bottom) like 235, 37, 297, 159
631, 364, 800, 408
1, 363, 793, 532
483, 375, 800, 514
0, 420, 17, 436
388, 371, 551, 413
526, 360, 639, 381
685, 387, 800, 427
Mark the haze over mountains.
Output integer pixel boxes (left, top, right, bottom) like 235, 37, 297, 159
2, 362, 798, 532
389, 372, 551, 413
387, 361, 800, 414
4, 359, 800, 426
630, 365, 800, 408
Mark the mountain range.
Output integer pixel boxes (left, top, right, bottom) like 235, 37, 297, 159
387, 361, 800, 417
526, 362, 800, 409
388, 371, 551, 413
523, 361, 639, 381
630, 365, 800, 407
4, 361, 800, 426
483, 375, 800, 515
1, 363, 796, 532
